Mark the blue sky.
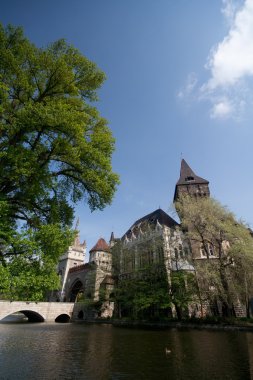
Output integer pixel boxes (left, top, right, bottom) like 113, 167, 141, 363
1, 0, 253, 257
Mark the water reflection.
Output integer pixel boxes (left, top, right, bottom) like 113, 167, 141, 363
0, 321, 252, 380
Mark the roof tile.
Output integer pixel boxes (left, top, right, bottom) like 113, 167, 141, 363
89, 238, 110, 253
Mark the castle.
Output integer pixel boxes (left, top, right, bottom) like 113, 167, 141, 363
58, 159, 249, 319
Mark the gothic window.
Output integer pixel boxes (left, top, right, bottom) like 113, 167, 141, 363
200, 244, 206, 257
209, 244, 214, 256
158, 247, 163, 263
179, 244, 183, 258
139, 254, 142, 268
149, 250, 154, 265
123, 257, 126, 272
200, 243, 215, 257
174, 248, 178, 260
131, 253, 135, 270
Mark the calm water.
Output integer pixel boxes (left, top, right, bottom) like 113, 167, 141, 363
0, 318, 253, 380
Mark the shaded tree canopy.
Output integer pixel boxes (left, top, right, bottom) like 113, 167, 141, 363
176, 195, 253, 316
175, 195, 253, 262
0, 24, 119, 230
0, 224, 74, 301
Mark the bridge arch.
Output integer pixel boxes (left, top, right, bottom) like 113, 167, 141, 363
1, 309, 45, 322
0, 301, 75, 323
55, 313, 71, 323
19, 310, 44, 322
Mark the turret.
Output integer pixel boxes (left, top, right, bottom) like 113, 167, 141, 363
58, 221, 86, 300
89, 238, 112, 272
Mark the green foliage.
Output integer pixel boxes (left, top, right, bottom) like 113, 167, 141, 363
0, 23, 119, 234
0, 224, 74, 301
115, 267, 172, 319
0, 23, 119, 300
112, 238, 198, 320
176, 195, 253, 317
171, 271, 197, 308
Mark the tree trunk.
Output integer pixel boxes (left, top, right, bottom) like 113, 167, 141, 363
174, 303, 182, 320
219, 267, 234, 318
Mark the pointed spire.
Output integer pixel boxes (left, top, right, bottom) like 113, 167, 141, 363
174, 159, 210, 202
73, 217, 80, 246
109, 231, 115, 243
75, 217, 80, 230
176, 159, 208, 186
73, 232, 80, 247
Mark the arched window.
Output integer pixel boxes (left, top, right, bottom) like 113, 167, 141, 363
158, 247, 163, 263
200, 244, 206, 257
139, 254, 142, 268
149, 250, 154, 265
209, 244, 214, 256
131, 252, 135, 270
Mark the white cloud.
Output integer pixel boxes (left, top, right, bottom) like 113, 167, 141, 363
177, 72, 198, 99
205, 0, 253, 91
221, 0, 240, 24
179, 0, 253, 120
201, 0, 253, 119
210, 98, 233, 119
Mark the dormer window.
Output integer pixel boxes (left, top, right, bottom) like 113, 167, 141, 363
185, 176, 194, 182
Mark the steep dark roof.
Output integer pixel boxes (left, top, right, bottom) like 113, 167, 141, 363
176, 159, 209, 186
123, 208, 178, 239
109, 232, 115, 242
177, 159, 209, 185
89, 238, 110, 253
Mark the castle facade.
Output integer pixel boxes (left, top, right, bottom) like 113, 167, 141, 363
58, 159, 250, 319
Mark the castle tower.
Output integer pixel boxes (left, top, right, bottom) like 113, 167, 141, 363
173, 159, 210, 202
174, 160, 210, 261
58, 223, 86, 301
89, 238, 112, 272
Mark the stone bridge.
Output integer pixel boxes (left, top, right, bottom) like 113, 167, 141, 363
0, 301, 75, 322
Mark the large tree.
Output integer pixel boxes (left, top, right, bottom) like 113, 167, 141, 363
176, 195, 253, 317
0, 24, 119, 299
0, 24, 119, 232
